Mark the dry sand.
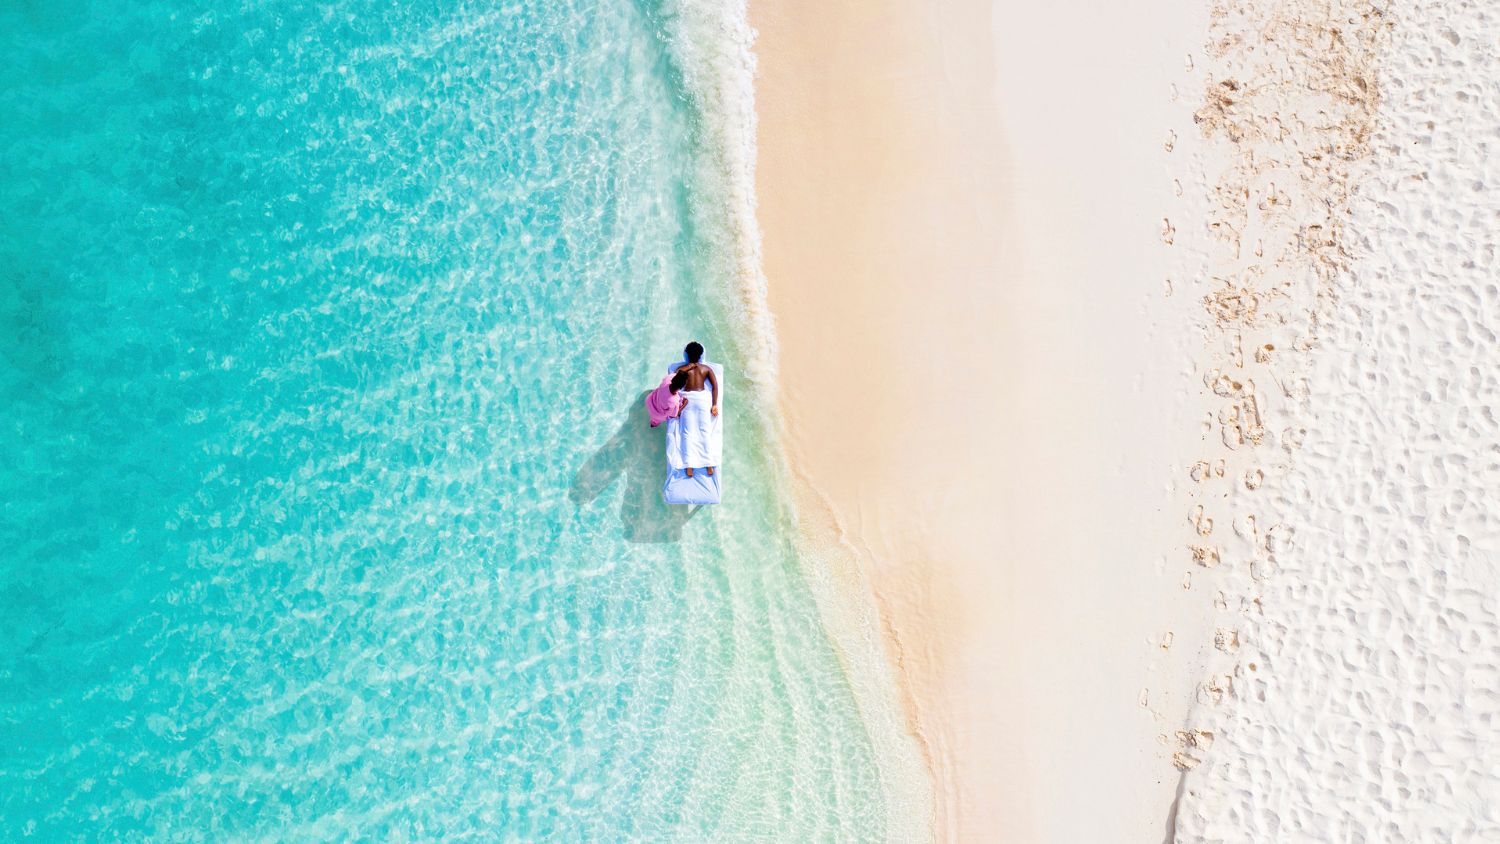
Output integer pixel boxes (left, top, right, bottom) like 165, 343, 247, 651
1171, 0, 1500, 838
752, 0, 1219, 838
753, 0, 1500, 838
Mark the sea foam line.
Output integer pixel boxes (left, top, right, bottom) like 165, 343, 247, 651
654, 0, 778, 399
654, 1, 937, 838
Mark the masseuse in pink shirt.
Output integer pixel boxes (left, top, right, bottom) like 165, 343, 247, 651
645, 368, 689, 428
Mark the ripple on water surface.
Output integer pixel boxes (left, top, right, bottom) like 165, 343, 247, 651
0, 0, 887, 838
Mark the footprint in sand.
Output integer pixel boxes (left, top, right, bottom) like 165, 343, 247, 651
1191, 505, 1214, 536
1172, 729, 1214, 769
1211, 372, 1244, 397
1176, 728, 1214, 751
1228, 332, 1244, 368
1235, 513, 1260, 542
1199, 674, 1232, 705
1251, 557, 1278, 583
1257, 182, 1290, 213
1265, 522, 1294, 556
1219, 407, 1245, 449
1214, 628, 1241, 653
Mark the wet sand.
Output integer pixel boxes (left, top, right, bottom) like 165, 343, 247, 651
751, 0, 1213, 838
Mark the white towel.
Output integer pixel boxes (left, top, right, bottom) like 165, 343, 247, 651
665, 364, 722, 470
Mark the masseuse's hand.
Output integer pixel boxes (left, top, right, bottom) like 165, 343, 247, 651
711, 405, 719, 417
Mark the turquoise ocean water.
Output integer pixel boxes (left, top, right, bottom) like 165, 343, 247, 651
0, 1, 892, 838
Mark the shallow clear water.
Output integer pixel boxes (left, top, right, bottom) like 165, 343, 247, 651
0, 1, 886, 838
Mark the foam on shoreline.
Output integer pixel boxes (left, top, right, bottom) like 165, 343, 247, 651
658, 1, 937, 837
656, 0, 778, 396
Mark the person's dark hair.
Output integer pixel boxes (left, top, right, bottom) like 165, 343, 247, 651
670, 369, 690, 392
684, 341, 704, 363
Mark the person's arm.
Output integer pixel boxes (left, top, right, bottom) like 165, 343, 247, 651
706, 366, 719, 415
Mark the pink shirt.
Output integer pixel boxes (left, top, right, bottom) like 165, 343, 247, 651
645, 376, 683, 427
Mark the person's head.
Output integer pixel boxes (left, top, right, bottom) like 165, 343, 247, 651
684, 341, 704, 363
670, 369, 690, 393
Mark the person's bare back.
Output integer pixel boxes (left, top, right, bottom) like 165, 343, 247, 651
674, 362, 712, 392
672, 362, 718, 413
674, 342, 719, 476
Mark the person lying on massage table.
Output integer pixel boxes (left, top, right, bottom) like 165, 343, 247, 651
672, 341, 719, 478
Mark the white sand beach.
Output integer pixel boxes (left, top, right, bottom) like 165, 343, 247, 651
753, 0, 1500, 839
753, 0, 1216, 838
1173, 0, 1500, 838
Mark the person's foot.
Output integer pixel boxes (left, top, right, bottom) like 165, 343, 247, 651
686, 467, 694, 478
706, 466, 715, 476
